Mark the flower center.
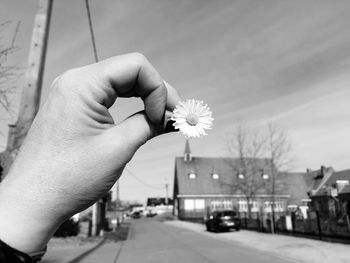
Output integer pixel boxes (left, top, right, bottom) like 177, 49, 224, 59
186, 113, 199, 126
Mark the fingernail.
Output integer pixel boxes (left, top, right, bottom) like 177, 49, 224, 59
164, 120, 178, 133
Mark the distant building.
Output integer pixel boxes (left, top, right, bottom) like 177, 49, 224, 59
147, 197, 173, 206
173, 140, 309, 221
307, 167, 350, 218
146, 197, 173, 215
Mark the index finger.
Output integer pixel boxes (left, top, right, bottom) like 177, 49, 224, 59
95, 53, 181, 124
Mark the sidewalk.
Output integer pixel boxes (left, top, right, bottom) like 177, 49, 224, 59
42, 223, 129, 263
42, 236, 104, 263
165, 220, 350, 263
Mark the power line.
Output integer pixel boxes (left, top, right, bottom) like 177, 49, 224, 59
84, 0, 99, 62
125, 168, 164, 190
83, 1, 169, 195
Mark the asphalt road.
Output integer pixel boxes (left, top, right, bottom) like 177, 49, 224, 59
116, 218, 298, 263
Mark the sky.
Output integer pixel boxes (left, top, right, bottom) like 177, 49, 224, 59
1, 0, 350, 203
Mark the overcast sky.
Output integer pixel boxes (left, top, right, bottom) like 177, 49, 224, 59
1, 0, 350, 203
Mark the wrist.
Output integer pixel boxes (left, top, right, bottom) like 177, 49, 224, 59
0, 175, 58, 254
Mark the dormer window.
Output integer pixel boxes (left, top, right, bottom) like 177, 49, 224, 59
262, 173, 269, 180
237, 173, 245, 180
212, 173, 219, 179
188, 172, 196, 179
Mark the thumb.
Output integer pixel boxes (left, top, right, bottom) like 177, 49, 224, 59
103, 111, 174, 164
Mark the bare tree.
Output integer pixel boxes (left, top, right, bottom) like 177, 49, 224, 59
0, 21, 21, 113
225, 125, 269, 218
265, 122, 293, 233
226, 123, 292, 222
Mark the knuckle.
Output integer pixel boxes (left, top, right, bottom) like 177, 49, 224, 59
129, 52, 148, 66
52, 68, 83, 94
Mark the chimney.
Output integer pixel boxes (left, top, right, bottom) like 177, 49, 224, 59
320, 165, 325, 177
184, 139, 192, 162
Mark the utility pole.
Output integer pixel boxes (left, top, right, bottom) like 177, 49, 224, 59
116, 180, 120, 226
2, 0, 53, 174
165, 183, 169, 213
165, 183, 169, 205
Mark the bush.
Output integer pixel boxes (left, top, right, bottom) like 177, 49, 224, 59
54, 219, 80, 237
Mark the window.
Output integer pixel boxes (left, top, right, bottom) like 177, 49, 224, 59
188, 172, 196, 179
238, 200, 248, 212
264, 200, 285, 212
210, 200, 233, 210
237, 173, 245, 179
251, 200, 259, 212
223, 200, 233, 209
212, 173, 219, 179
195, 199, 205, 210
184, 199, 195, 210
184, 199, 205, 211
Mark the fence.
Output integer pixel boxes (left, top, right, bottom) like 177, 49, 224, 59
240, 211, 350, 243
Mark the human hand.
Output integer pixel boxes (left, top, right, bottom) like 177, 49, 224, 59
0, 53, 181, 253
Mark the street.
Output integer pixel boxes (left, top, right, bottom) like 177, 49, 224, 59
115, 218, 297, 263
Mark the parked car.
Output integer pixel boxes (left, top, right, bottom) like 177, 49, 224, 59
206, 210, 241, 232
146, 210, 157, 217
131, 211, 141, 219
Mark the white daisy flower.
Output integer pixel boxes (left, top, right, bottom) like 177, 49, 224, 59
171, 99, 214, 138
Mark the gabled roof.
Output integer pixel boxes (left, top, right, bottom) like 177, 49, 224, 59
174, 156, 308, 204
175, 157, 240, 196
313, 169, 350, 197
305, 166, 334, 196
340, 185, 350, 195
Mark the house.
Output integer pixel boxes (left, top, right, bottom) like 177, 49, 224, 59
339, 185, 350, 217
173, 140, 309, 221
308, 168, 350, 218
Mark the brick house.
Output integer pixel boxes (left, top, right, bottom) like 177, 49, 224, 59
173, 140, 310, 221
339, 185, 350, 218
308, 168, 350, 218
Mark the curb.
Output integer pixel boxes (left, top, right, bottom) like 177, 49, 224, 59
66, 237, 106, 263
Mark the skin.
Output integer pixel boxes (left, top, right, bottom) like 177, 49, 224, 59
0, 53, 181, 254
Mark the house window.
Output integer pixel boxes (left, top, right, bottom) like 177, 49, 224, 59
184, 199, 195, 210
264, 200, 285, 212
210, 200, 233, 210
238, 200, 248, 212
223, 200, 233, 209
212, 173, 219, 179
188, 172, 196, 179
238, 200, 258, 212
195, 199, 205, 210
184, 199, 204, 211
251, 200, 259, 212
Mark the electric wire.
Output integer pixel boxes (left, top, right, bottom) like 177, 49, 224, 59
84, 0, 99, 62
83, 2, 165, 193
125, 168, 164, 190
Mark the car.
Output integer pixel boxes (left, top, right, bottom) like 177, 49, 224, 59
131, 211, 141, 219
146, 210, 157, 217
206, 210, 241, 232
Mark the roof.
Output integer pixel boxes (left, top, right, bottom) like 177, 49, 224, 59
340, 185, 350, 195
305, 166, 334, 196
174, 156, 309, 204
278, 172, 311, 205
313, 169, 350, 197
